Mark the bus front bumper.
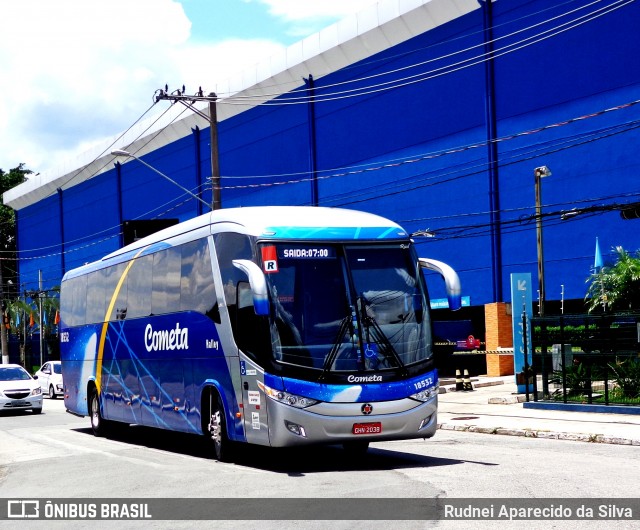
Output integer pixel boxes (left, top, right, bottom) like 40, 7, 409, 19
266, 396, 438, 447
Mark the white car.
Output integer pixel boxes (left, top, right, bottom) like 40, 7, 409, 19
34, 360, 64, 399
0, 364, 43, 414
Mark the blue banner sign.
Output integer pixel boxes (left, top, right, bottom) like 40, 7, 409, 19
430, 296, 470, 309
510, 273, 533, 393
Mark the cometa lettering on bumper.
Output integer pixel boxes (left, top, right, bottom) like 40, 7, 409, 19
347, 374, 383, 383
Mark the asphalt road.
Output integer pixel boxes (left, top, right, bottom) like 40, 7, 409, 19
1, 396, 638, 529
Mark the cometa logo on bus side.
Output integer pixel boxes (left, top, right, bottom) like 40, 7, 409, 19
144, 323, 189, 352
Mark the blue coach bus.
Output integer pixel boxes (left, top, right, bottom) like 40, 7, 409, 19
60, 206, 460, 460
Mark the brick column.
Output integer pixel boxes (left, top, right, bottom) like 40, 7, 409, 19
484, 302, 513, 350
484, 302, 515, 376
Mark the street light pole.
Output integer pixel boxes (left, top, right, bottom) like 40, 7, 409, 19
111, 150, 211, 210
534, 165, 552, 317
38, 270, 44, 366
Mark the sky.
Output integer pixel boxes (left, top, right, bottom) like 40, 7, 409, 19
0, 0, 381, 176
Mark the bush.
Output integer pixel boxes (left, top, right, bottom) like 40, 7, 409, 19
533, 323, 598, 352
608, 358, 640, 399
550, 362, 591, 397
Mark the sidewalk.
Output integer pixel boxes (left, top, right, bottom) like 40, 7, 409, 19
437, 376, 640, 446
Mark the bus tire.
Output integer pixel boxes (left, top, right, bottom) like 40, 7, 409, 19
207, 390, 232, 462
88, 385, 110, 437
343, 441, 369, 455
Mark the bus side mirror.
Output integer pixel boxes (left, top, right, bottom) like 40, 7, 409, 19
419, 258, 462, 311
232, 259, 270, 316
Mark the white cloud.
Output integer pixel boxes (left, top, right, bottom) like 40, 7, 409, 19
0, 0, 376, 175
257, 0, 381, 21
0, 0, 284, 174
256, 0, 382, 37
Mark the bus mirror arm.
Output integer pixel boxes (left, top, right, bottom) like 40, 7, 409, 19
418, 258, 462, 311
232, 259, 270, 316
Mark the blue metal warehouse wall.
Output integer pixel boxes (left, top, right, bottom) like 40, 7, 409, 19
15, 0, 640, 311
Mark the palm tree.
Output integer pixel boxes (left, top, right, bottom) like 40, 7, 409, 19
585, 246, 640, 312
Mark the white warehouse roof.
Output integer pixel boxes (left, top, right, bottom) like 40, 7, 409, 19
4, 0, 478, 211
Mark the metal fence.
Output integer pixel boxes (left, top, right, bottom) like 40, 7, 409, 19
530, 313, 640, 405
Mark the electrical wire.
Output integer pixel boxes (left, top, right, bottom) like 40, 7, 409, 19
225, 0, 621, 101
43, 101, 161, 195
210, 0, 611, 100
312, 119, 640, 208
4, 103, 205, 237
7, 1, 637, 292
210, 97, 640, 191
5, 1, 639, 265
330, 120, 640, 209
5, 95, 640, 262
214, 0, 633, 106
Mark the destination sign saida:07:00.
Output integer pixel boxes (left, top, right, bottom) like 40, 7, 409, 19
281, 247, 333, 258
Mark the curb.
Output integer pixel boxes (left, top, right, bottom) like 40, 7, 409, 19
437, 422, 640, 446
439, 379, 505, 394
488, 395, 528, 404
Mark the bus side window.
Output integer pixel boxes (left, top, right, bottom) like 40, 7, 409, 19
105, 263, 127, 322
61, 275, 87, 327
214, 232, 254, 333
180, 239, 219, 322
86, 269, 106, 324
235, 281, 270, 359
152, 247, 181, 316
127, 254, 153, 319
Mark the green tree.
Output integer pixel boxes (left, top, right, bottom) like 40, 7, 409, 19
0, 164, 31, 291
585, 246, 640, 312
1, 163, 30, 363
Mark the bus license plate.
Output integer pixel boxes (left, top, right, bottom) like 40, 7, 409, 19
352, 422, 382, 435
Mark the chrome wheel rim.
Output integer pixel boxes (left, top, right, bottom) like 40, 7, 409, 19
90, 394, 99, 429
211, 410, 222, 448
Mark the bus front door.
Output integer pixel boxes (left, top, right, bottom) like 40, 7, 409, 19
239, 357, 270, 446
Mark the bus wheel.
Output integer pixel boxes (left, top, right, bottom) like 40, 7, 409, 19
208, 392, 232, 462
343, 441, 369, 455
88, 386, 109, 437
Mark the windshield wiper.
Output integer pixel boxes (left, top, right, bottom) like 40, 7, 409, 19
318, 315, 352, 381
358, 295, 407, 376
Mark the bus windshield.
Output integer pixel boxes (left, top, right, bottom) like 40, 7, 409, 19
262, 243, 431, 377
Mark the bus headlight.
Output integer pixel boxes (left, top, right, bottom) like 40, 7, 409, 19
410, 385, 438, 402
257, 381, 319, 409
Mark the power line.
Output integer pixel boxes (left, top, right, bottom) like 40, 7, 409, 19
203, 0, 598, 101
214, 0, 633, 106
5, 94, 640, 261
316, 119, 640, 208
7, 102, 202, 233
211, 97, 640, 190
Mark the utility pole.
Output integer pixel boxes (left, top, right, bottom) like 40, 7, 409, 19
208, 93, 221, 211
534, 166, 552, 317
155, 87, 221, 210
0, 257, 8, 364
